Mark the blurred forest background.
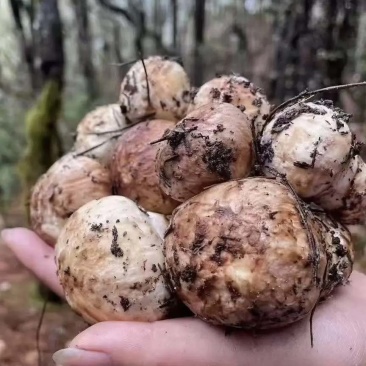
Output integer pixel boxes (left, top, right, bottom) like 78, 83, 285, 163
1, 0, 366, 221
0, 0, 366, 365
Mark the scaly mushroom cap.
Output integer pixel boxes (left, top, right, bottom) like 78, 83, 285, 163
164, 177, 327, 329
313, 211, 354, 299
334, 157, 366, 225
55, 195, 177, 324
260, 101, 354, 199
156, 103, 254, 202
30, 153, 112, 247
188, 75, 271, 135
119, 56, 191, 123
74, 104, 126, 165
110, 119, 179, 214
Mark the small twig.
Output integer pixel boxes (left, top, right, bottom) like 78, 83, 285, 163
251, 119, 261, 174
150, 126, 198, 145
309, 304, 316, 348
85, 128, 126, 136
264, 167, 320, 285
268, 81, 366, 122
150, 135, 171, 145
110, 59, 137, 67
36, 297, 49, 366
139, 51, 151, 108
261, 81, 366, 138
75, 134, 120, 156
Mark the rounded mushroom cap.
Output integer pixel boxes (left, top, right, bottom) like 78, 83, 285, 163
110, 119, 179, 214
74, 104, 126, 165
30, 153, 112, 247
260, 101, 354, 199
55, 195, 177, 324
188, 75, 271, 135
164, 177, 327, 329
156, 103, 254, 202
119, 56, 191, 123
335, 158, 366, 225
315, 155, 360, 211
313, 211, 354, 299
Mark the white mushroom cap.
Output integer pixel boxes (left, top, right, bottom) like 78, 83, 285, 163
260, 101, 354, 199
55, 196, 177, 324
335, 158, 366, 225
30, 153, 112, 247
164, 177, 327, 329
188, 75, 271, 135
156, 103, 254, 202
74, 104, 126, 165
119, 56, 191, 123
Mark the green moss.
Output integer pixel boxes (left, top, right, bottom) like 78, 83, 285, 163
18, 80, 64, 218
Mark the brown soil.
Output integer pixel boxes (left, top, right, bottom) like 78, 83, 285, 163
0, 238, 87, 366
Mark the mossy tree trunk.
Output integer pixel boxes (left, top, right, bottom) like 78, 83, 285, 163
18, 0, 65, 217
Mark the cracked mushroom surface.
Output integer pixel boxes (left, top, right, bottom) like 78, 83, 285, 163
74, 104, 126, 166
260, 100, 354, 200
313, 211, 354, 299
119, 56, 191, 123
156, 103, 254, 202
110, 119, 179, 214
164, 177, 328, 329
188, 75, 271, 135
30, 153, 112, 247
334, 157, 366, 225
55, 195, 177, 324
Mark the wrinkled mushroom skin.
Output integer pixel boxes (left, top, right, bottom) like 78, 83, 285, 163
188, 75, 271, 135
55, 196, 177, 324
164, 178, 327, 329
334, 158, 366, 225
119, 56, 191, 123
260, 101, 354, 199
110, 119, 179, 214
313, 212, 354, 299
30, 153, 112, 247
156, 103, 254, 202
74, 104, 126, 165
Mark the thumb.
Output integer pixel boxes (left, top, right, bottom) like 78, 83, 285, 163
52, 318, 239, 366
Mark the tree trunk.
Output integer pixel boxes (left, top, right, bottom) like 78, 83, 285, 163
171, 0, 178, 50
18, 0, 65, 304
72, 0, 97, 100
19, 0, 65, 203
112, 20, 125, 81
317, 0, 359, 102
8, 0, 37, 91
193, 0, 206, 86
271, 0, 358, 103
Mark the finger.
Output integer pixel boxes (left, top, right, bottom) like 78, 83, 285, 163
52, 273, 366, 366
1, 227, 64, 297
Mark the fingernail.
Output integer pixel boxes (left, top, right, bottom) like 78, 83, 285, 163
53, 348, 112, 366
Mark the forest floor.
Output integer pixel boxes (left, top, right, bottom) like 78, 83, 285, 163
0, 239, 87, 366
0, 205, 87, 366
0, 212, 365, 366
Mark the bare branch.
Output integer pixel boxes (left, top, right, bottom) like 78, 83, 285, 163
98, 0, 135, 24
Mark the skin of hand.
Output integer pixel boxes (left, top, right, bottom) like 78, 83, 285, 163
1, 228, 366, 366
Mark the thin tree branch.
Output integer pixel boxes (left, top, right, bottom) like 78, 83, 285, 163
98, 0, 135, 24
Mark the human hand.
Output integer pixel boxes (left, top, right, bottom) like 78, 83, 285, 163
2, 228, 366, 366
